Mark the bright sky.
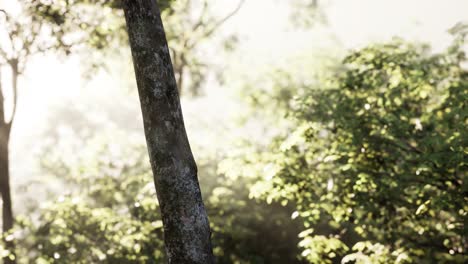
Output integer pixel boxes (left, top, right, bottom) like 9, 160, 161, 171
1, 0, 467, 210
327, 0, 468, 51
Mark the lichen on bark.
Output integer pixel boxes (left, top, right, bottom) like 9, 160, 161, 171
122, 0, 214, 263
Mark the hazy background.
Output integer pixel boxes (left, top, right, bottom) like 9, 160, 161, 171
9, 0, 468, 210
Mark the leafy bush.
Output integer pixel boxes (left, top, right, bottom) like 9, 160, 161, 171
6, 132, 304, 263
225, 35, 467, 263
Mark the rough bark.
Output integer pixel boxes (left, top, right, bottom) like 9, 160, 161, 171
122, 1, 214, 263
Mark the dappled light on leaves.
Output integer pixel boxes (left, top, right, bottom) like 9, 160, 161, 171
221, 33, 467, 263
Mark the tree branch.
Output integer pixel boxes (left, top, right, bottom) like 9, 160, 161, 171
0, 67, 5, 124
0, 9, 12, 62
0, 9, 17, 56
205, 0, 245, 38
191, 1, 209, 32
0, 9, 8, 21
6, 59, 18, 131
188, 0, 245, 49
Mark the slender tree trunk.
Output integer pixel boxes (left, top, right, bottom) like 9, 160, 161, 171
0, 131, 12, 233
0, 66, 15, 264
0, 126, 12, 227
122, 1, 214, 263
0, 126, 13, 264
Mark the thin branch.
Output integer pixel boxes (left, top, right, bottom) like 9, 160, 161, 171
202, 0, 245, 39
0, 9, 8, 20
0, 9, 17, 55
0, 9, 12, 61
0, 67, 4, 124
191, 1, 209, 32
187, 0, 245, 50
6, 60, 18, 130
0, 47, 8, 62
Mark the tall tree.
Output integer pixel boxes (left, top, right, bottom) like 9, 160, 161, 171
0, 2, 104, 261
122, 0, 214, 263
0, 7, 45, 263
0, 62, 15, 264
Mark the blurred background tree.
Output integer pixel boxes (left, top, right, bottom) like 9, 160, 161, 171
27, 0, 243, 96
0, 0, 242, 261
0, 2, 94, 260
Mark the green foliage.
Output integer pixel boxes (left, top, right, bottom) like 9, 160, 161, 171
225, 36, 467, 263
25, 0, 174, 51
25, 0, 237, 95
11, 138, 165, 263
5, 131, 304, 263
31, 198, 165, 263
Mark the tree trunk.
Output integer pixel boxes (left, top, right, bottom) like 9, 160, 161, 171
122, 1, 214, 263
0, 130, 12, 233
0, 126, 13, 264
0, 66, 15, 264
0, 123, 13, 240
